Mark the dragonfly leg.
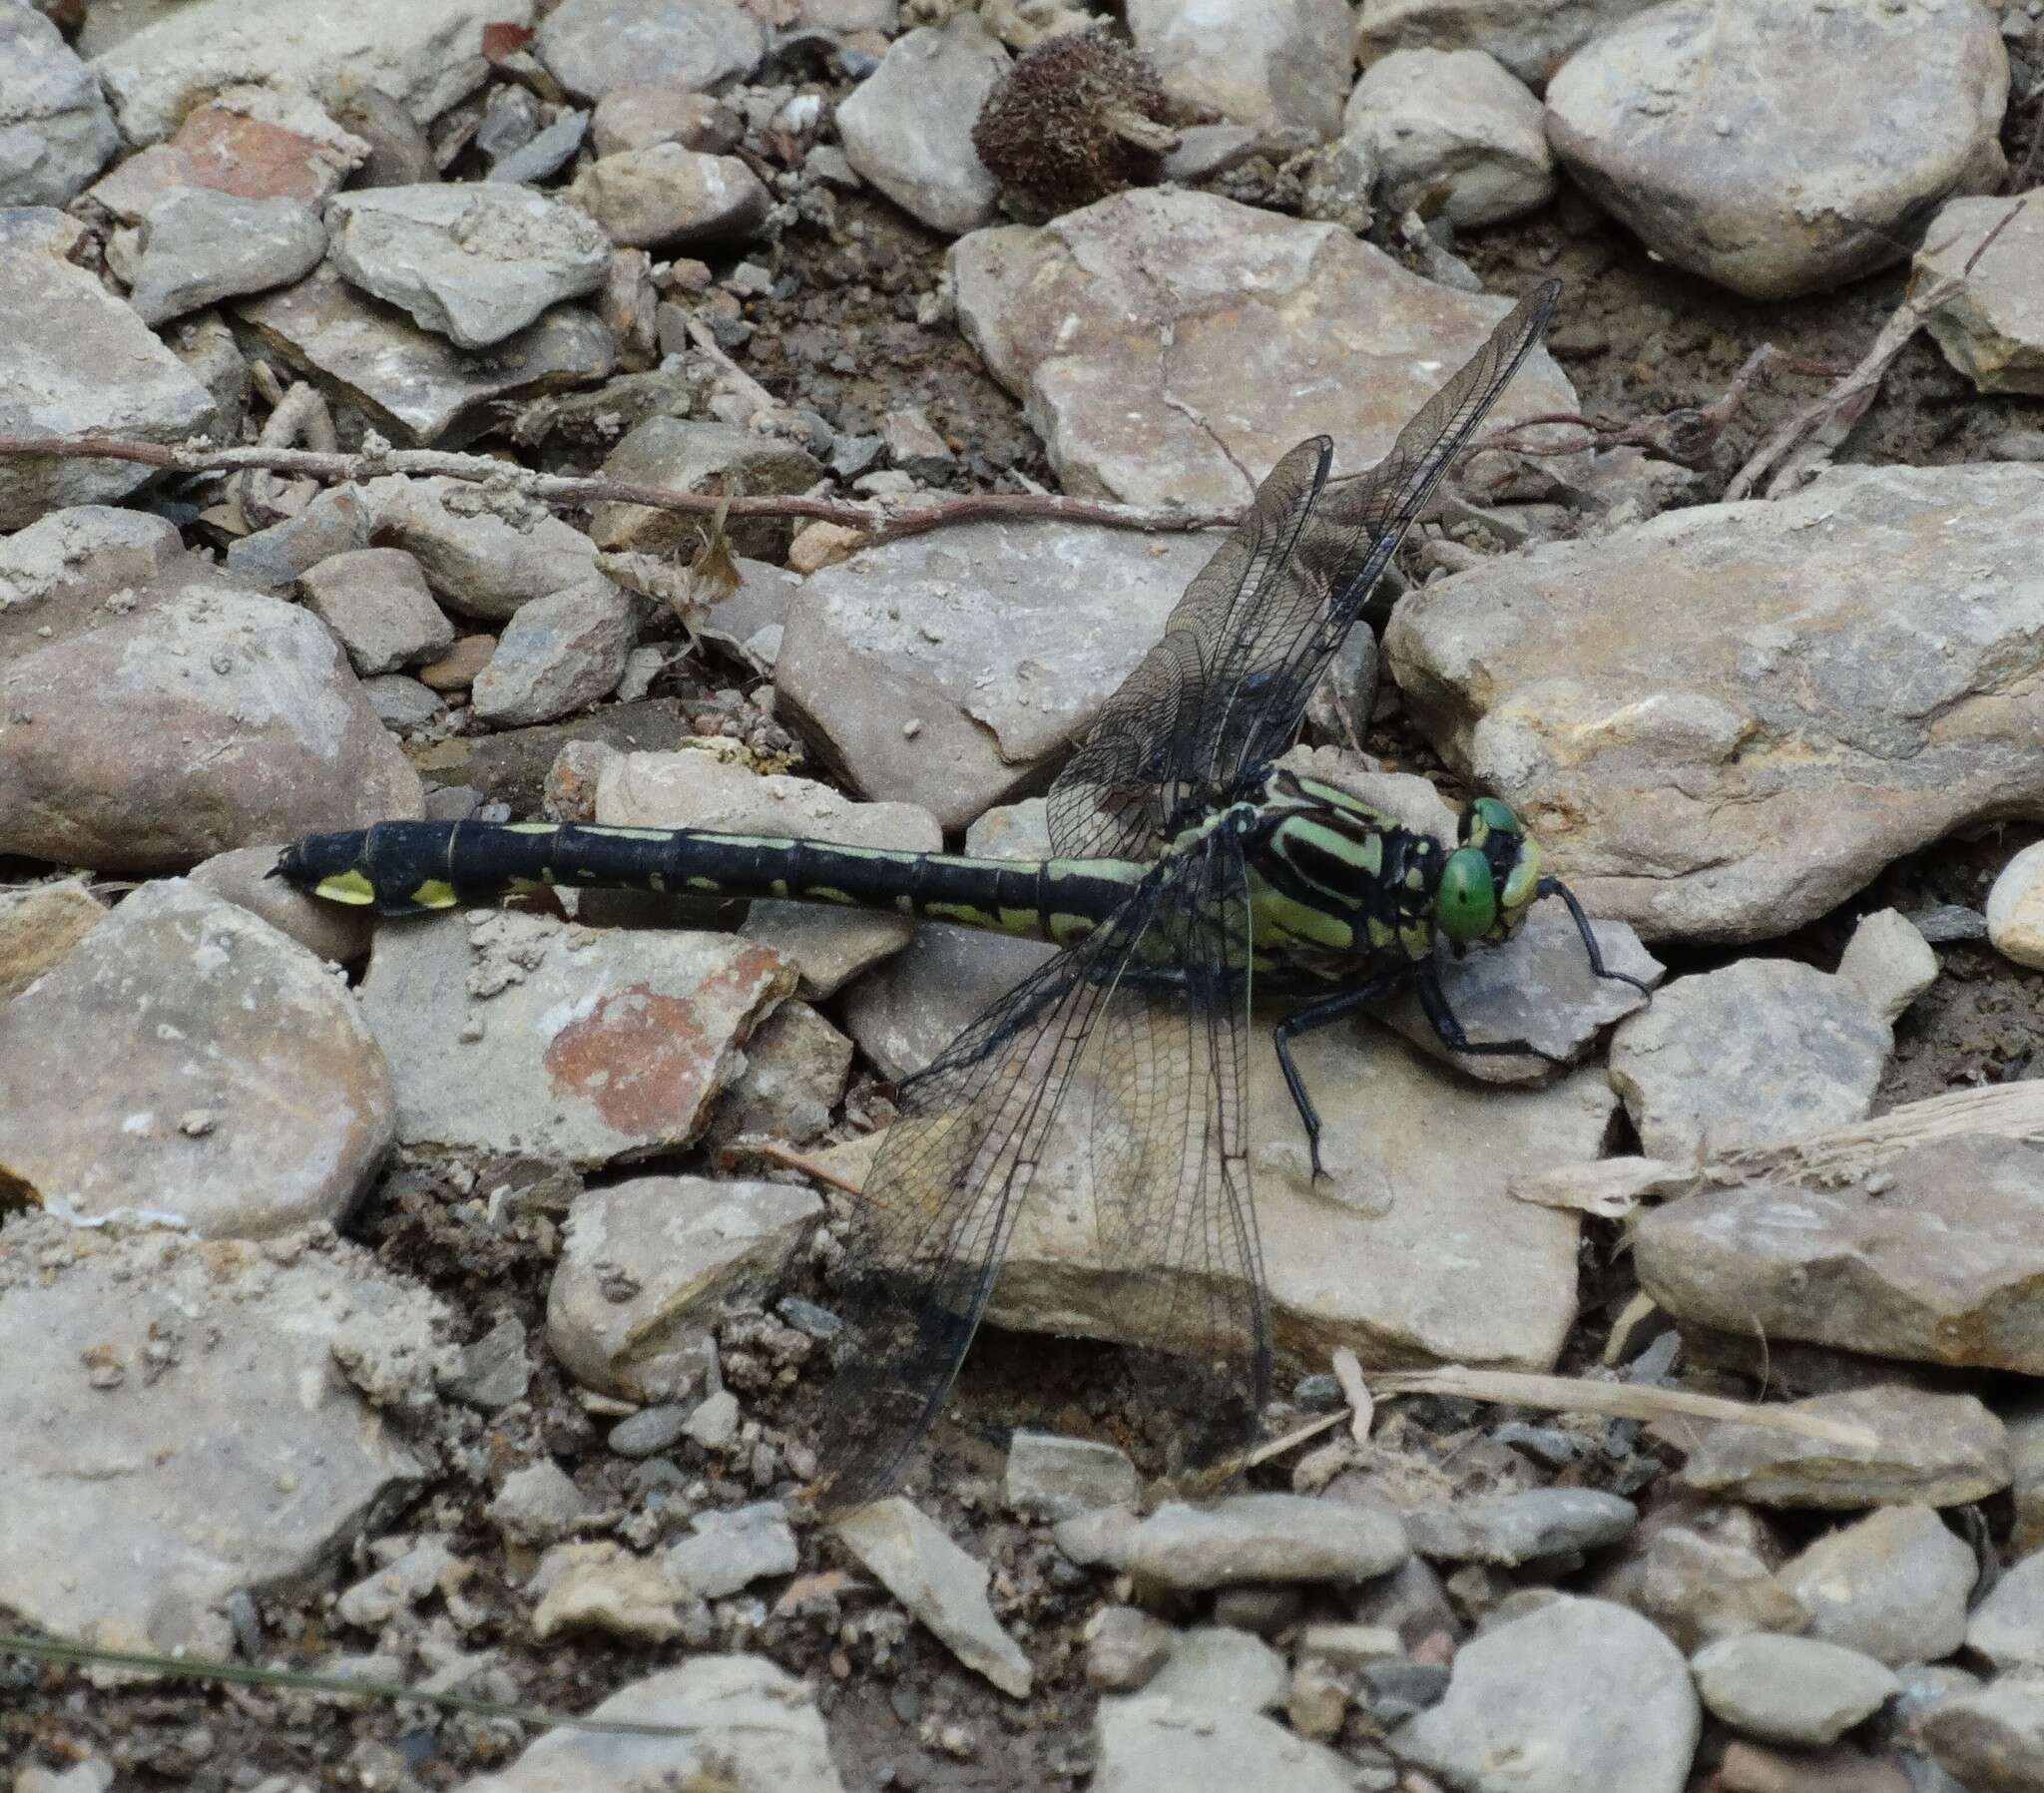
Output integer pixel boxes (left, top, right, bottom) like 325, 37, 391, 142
1417, 969, 1572, 1068
1537, 876, 1653, 999
1273, 976, 1408, 1179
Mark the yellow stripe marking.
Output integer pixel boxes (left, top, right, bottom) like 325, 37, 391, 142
314, 870, 376, 905
412, 879, 459, 909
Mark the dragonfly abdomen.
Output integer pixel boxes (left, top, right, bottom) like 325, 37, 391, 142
272, 820, 1147, 943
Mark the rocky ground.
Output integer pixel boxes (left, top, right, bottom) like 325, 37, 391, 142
8, 0, 2044, 1790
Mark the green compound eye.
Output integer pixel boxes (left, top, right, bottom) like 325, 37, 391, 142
1437, 846, 1498, 944
1473, 796, 1521, 837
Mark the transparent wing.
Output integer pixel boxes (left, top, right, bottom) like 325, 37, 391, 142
812, 836, 1268, 1510
1048, 281, 1562, 862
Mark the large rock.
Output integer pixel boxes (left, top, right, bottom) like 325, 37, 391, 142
0, 881, 393, 1235
1094, 1694, 1360, 1793
1353, 0, 1663, 90
1636, 1135, 2044, 1377
126, 188, 327, 326
775, 520, 1213, 828
1775, 1505, 1976, 1665
0, 4, 118, 205
1691, 1635, 1898, 1748
587, 417, 823, 562
1392, 1597, 1701, 1793
1385, 463, 2044, 944
469, 575, 637, 726
326, 184, 612, 348
359, 474, 599, 621
85, 88, 369, 223
1544, 0, 2007, 300
834, 19, 1005, 235
0, 503, 188, 657
358, 909, 793, 1165
0, 581, 422, 872
567, 143, 770, 250
1127, 1495, 1409, 1589
1916, 195, 2044, 397
1344, 47, 1553, 228
1129, 0, 1352, 140
950, 189, 1577, 509
534, 0, 763, 102
93, 0, 527, 146
0, 1214, 437, 1656
0, 209, 217, 527
237, 264, 614, 447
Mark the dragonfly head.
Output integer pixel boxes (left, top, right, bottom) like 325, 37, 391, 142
1436, 796, 1542, 950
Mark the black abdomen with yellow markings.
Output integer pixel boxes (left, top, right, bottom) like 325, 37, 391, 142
274, 819, 1152, 947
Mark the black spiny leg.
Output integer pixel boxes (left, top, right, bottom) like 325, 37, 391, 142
1417, 968, 1573, 1068
1273, 975, 1407, 1179
1539, 875, 1653, 999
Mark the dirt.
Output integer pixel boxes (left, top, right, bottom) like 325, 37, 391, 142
14, 46, 2044, 1793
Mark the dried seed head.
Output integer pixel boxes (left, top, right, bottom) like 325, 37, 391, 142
971, 30, 1179, 214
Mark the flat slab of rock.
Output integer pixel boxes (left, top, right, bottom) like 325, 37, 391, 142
1775, 1505, 1976, 1664
1405, 1489, 1637, 1566
1005, 1433, 1141, 1522
85, 91, 368, 223
0, 881, 393, 1235
1385, 464, 2044, 944
358, 909, 793, 1165
238, 265, 613, 447
93, 0, 525, 146
951, 189, 1577, 509
774, 520, 1215, 829
1094, 1694, 1360, 1793
547, 1174, 820, 1402
833, 1497, 1033, 1696
1692, 1635, 1898, 1748
326, 184, 612, 348
595, 750, 940, 998
1544, 0, 2006, 299
1636, 1135, 2044, 1377
1679, 1387, 2010, 1511
449, 1655, 844, 1793
1355, 0, 1663, 90
0, 209, 217, 527
1129, 0, 1351, 139
127, 188, 325, 325
1393, 1596, 1700, 1793
534, 0, 764, 102
0, 5, 118, 206
835, 19, 1005, 235
1129, 1495, 1408, 1589
0, 1214, 435, 1655
1917, 195, 2044, 396
0, 580, 423, 871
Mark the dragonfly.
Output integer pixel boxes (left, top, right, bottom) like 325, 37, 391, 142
276, 278, 1644, 1508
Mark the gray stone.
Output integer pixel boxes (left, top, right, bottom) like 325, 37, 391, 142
568, 143, 771, 249
1405, 1489, 1637, 1567
1129, 1494, 1408, 1590
591, 749, 937, 998
165, 308, 252, 436
1085, 1605, 1174, 1691
0, 581, 423, 873
86, 88, 369, 221
607, 1403, 690, 1458
0, 1213, 434, 1656
357, 908, 793, 1166
451, 1656, 844, 1793
0, 883, 393, 1235
1004, 1432, 1141, 1521
1093, 1694, 1359, 1793
832, 1497, 1033, 1695
1599, 1523, 1810, 1653
188, 843, 374, 964
1966, 1551, 2044, 1670
1392, 1596, 1700, 1793
0, 209, 217, 526
1354, 0, 1663, 91
1680, 1387, 2010, 1511
488, 106, 589, 188
336, 1536, 457, 1628
835, 19, 1005, 235
489, 1461, 594, 1545
1385, 464, 2044, 945
1611, 960, 1890, 1159
950, 188, 1577, 510
0, 876, 105, 1006
535, 0, 764, 102
775, 521, 1213, 828
666, 1502, 797, 1599
0, 502, 189, 656
445, 1315, 530, 1411
470, 576, 637, 726
0, 4, 116, 205
360, 674, 446, 732
708, 998, 851, 1146
1776, 1506, 1976, 1665
361, 475, 600, 622
1129, 0, 1351, 139
225, 487, 372, 595
1148, 1626, 1286, 1711
237, 264, 614, 448
299, 546, 454, 676
591, 82, 743, 159
684, 1389, 740, 1451
547, 1174, 820, 1402
93, 0, 523, 146
326, 184, 612, 349
1344, 48, 1553, 228
126, 189, 324, 325
1692, 1634, 1898, 1747
1837, 908, 1938, 1024
1919, 197, 2044, 397
1636, 1135, 2044, 1378
1544, 0, 2006, 300
1990, 837, 2044, 971
1920, 1679, 2044, 1793
588, 417, 823, 561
